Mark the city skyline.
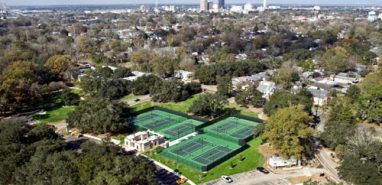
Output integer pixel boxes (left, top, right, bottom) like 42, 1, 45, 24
2, 0, 382, 6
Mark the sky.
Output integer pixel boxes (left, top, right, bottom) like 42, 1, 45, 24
2, 0, 382, 6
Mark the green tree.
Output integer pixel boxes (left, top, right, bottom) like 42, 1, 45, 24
358, 72, 382, 123
151, 55, 175, 77
273, 62, 300, 89
264, 90, 313, 115
132, 75, 162, 95
44, 55, 73, 81
0, 61, 41, 114
345, 85, 361, 103
61, 89, 80, 106
217, 76, 232, 96
338, 140, 382, 185
67, 99, 129, 134
150, 79, 190, 103
321, 47, 351, 74
320, 97, 356, 149
263, 105, 314, 159
129, 50, 152, 72
189, 93, 228, 118
235, 86, 265, 108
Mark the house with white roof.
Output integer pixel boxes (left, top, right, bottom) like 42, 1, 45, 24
257, 80, 276, 99
269, 156, 299, 168
307, 86, 329, 106
174, 70, 194, 82
331, 73, 360, 85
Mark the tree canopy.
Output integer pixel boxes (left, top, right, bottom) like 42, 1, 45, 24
263, 90, 313, 115
320, 97, 356, 150
263, 105, 314, 159
0, 118, 156, 185
358, 71, 382, 123
188, 93, 228, 118
321, 47, 352, 74
67, 98, 129, 134
235, 86, 265, 108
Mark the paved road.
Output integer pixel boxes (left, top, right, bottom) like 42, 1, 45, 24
204, 168, 327, 185
316, 149, 342, 183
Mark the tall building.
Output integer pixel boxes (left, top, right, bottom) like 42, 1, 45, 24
263, 0, 267, 9
200, 0, 208, 11
208, 2, 214, 11
218, 0, 225, 9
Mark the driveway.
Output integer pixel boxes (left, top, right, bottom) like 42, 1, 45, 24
316, 149, 342, 183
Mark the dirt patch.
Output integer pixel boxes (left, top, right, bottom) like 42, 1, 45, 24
288, 174, 329, 185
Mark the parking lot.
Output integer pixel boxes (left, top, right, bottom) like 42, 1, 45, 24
155, 167, 181, 185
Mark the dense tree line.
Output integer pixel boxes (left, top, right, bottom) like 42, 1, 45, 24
0, 55, 75, 115
263, 105, 314, 160
0, 119, 156, 185
151, 80, 202, 103
235, 86, 265, 108
263, 90, 313, 115
67, 98, 130, 134
188, 93, 228, 118
79, 67, 132, 100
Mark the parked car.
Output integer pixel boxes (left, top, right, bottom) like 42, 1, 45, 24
176, 178, 187, 184
221, 176, 233, 183
256, 167, 270, 174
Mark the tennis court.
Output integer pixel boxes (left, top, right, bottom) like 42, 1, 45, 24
160, 134, 241, 171
204, 117, 260, 145
132, 110, 204, 140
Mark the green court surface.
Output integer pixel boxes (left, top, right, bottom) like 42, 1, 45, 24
161, 134, 242, 171
204, 117, 259, 145
132, 110, 204, 140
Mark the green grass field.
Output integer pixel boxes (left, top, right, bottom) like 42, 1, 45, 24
120, 94, 142, 103
228, 101, 259, 118
33, 106, 76, 124
146, 137, 264, 184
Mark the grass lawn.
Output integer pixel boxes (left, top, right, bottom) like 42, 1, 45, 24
120, 94, 141, 103
146, 137, 264, 184
131, 94, 202, 114
228, 102, 259, 118
33, 106, 76, 124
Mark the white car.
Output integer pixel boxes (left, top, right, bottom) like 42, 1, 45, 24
221, 176, 233, 183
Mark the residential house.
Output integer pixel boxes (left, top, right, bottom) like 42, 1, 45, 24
307, 86, 328, 106
174, 70, 194, 82
257, 80, 276, 99
331, 73, 360, 85
269, 156, 299, 168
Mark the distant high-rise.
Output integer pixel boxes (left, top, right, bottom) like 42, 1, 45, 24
218, 0, 225, 9
200, 0, 208, 11
263, 0, 267, 9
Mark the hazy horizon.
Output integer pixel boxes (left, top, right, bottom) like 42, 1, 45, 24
2, 0, 382, 6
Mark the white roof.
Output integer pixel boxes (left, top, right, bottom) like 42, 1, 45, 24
122, 76, 139, 81
132, 71, 152, 77
257, 81, 276, 94
269, 156, 297, 167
